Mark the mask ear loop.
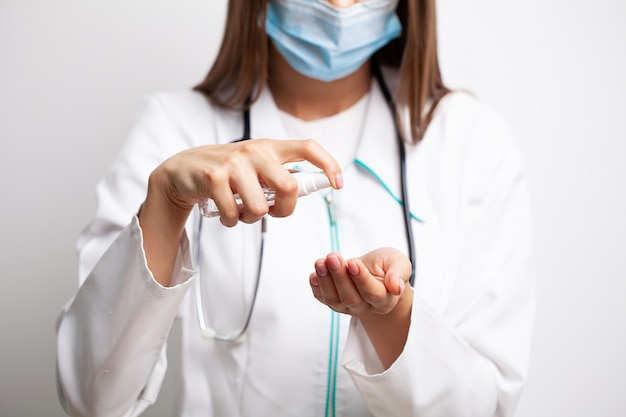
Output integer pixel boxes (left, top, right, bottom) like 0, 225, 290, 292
372, 60, 417, 286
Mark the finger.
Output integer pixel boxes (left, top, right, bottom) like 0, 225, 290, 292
208, 181, 242, 227
345, 259, 391, 309
230, 142, 298, 218
384, 272, 406, 296
262, 168, 299, 218
382, 251, 412, 295
309, 272, 323, 302
219, 142, 298, 220
234, 139, 341, 217
326, 256, 370, 314
313, 258, 328, 278
271, 139, 343, 190
315, 254, 346, 313
309, 258, 327, 295
230, 168, 273, 223
358, 248, 412, 290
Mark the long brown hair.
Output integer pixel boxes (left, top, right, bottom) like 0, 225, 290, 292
194, 0, 449, 143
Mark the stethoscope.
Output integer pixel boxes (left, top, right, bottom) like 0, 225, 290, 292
194, 62, 415, 343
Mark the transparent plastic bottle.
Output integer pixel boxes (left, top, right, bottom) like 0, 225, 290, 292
198, 171, 332, 218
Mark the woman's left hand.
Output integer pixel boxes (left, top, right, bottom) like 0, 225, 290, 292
309, 247, 413, 318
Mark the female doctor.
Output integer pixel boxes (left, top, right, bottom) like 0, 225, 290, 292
56, 0, 535, 416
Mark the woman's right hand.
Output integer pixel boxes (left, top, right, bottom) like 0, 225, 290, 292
149, 138, 341, 225
138, 139, 342, 285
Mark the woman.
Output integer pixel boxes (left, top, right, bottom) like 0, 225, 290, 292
56, 0, 535, 416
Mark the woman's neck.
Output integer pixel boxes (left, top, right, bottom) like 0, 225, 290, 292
267, 44, 372, 121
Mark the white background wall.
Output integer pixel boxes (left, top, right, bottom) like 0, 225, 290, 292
1, 0, 624, 416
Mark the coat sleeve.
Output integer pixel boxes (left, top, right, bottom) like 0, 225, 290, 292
56, 94, 198, 417
342, 97, 536, 417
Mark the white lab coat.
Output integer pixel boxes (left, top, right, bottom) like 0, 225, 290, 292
56, 75, 535, 417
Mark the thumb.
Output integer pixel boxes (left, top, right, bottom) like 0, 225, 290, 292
384, 271, 406, 296
383, 250, 412, 296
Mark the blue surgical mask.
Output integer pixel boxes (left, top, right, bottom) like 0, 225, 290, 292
266, 0, 401, 82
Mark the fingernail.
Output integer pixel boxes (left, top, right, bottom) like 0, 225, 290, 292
327, 255, 342, 271
316, 264, 328, 277
398, 277, 405, 293
347, 261, 359, 276
335, 173, 344, 189
310, 276, 319, 287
